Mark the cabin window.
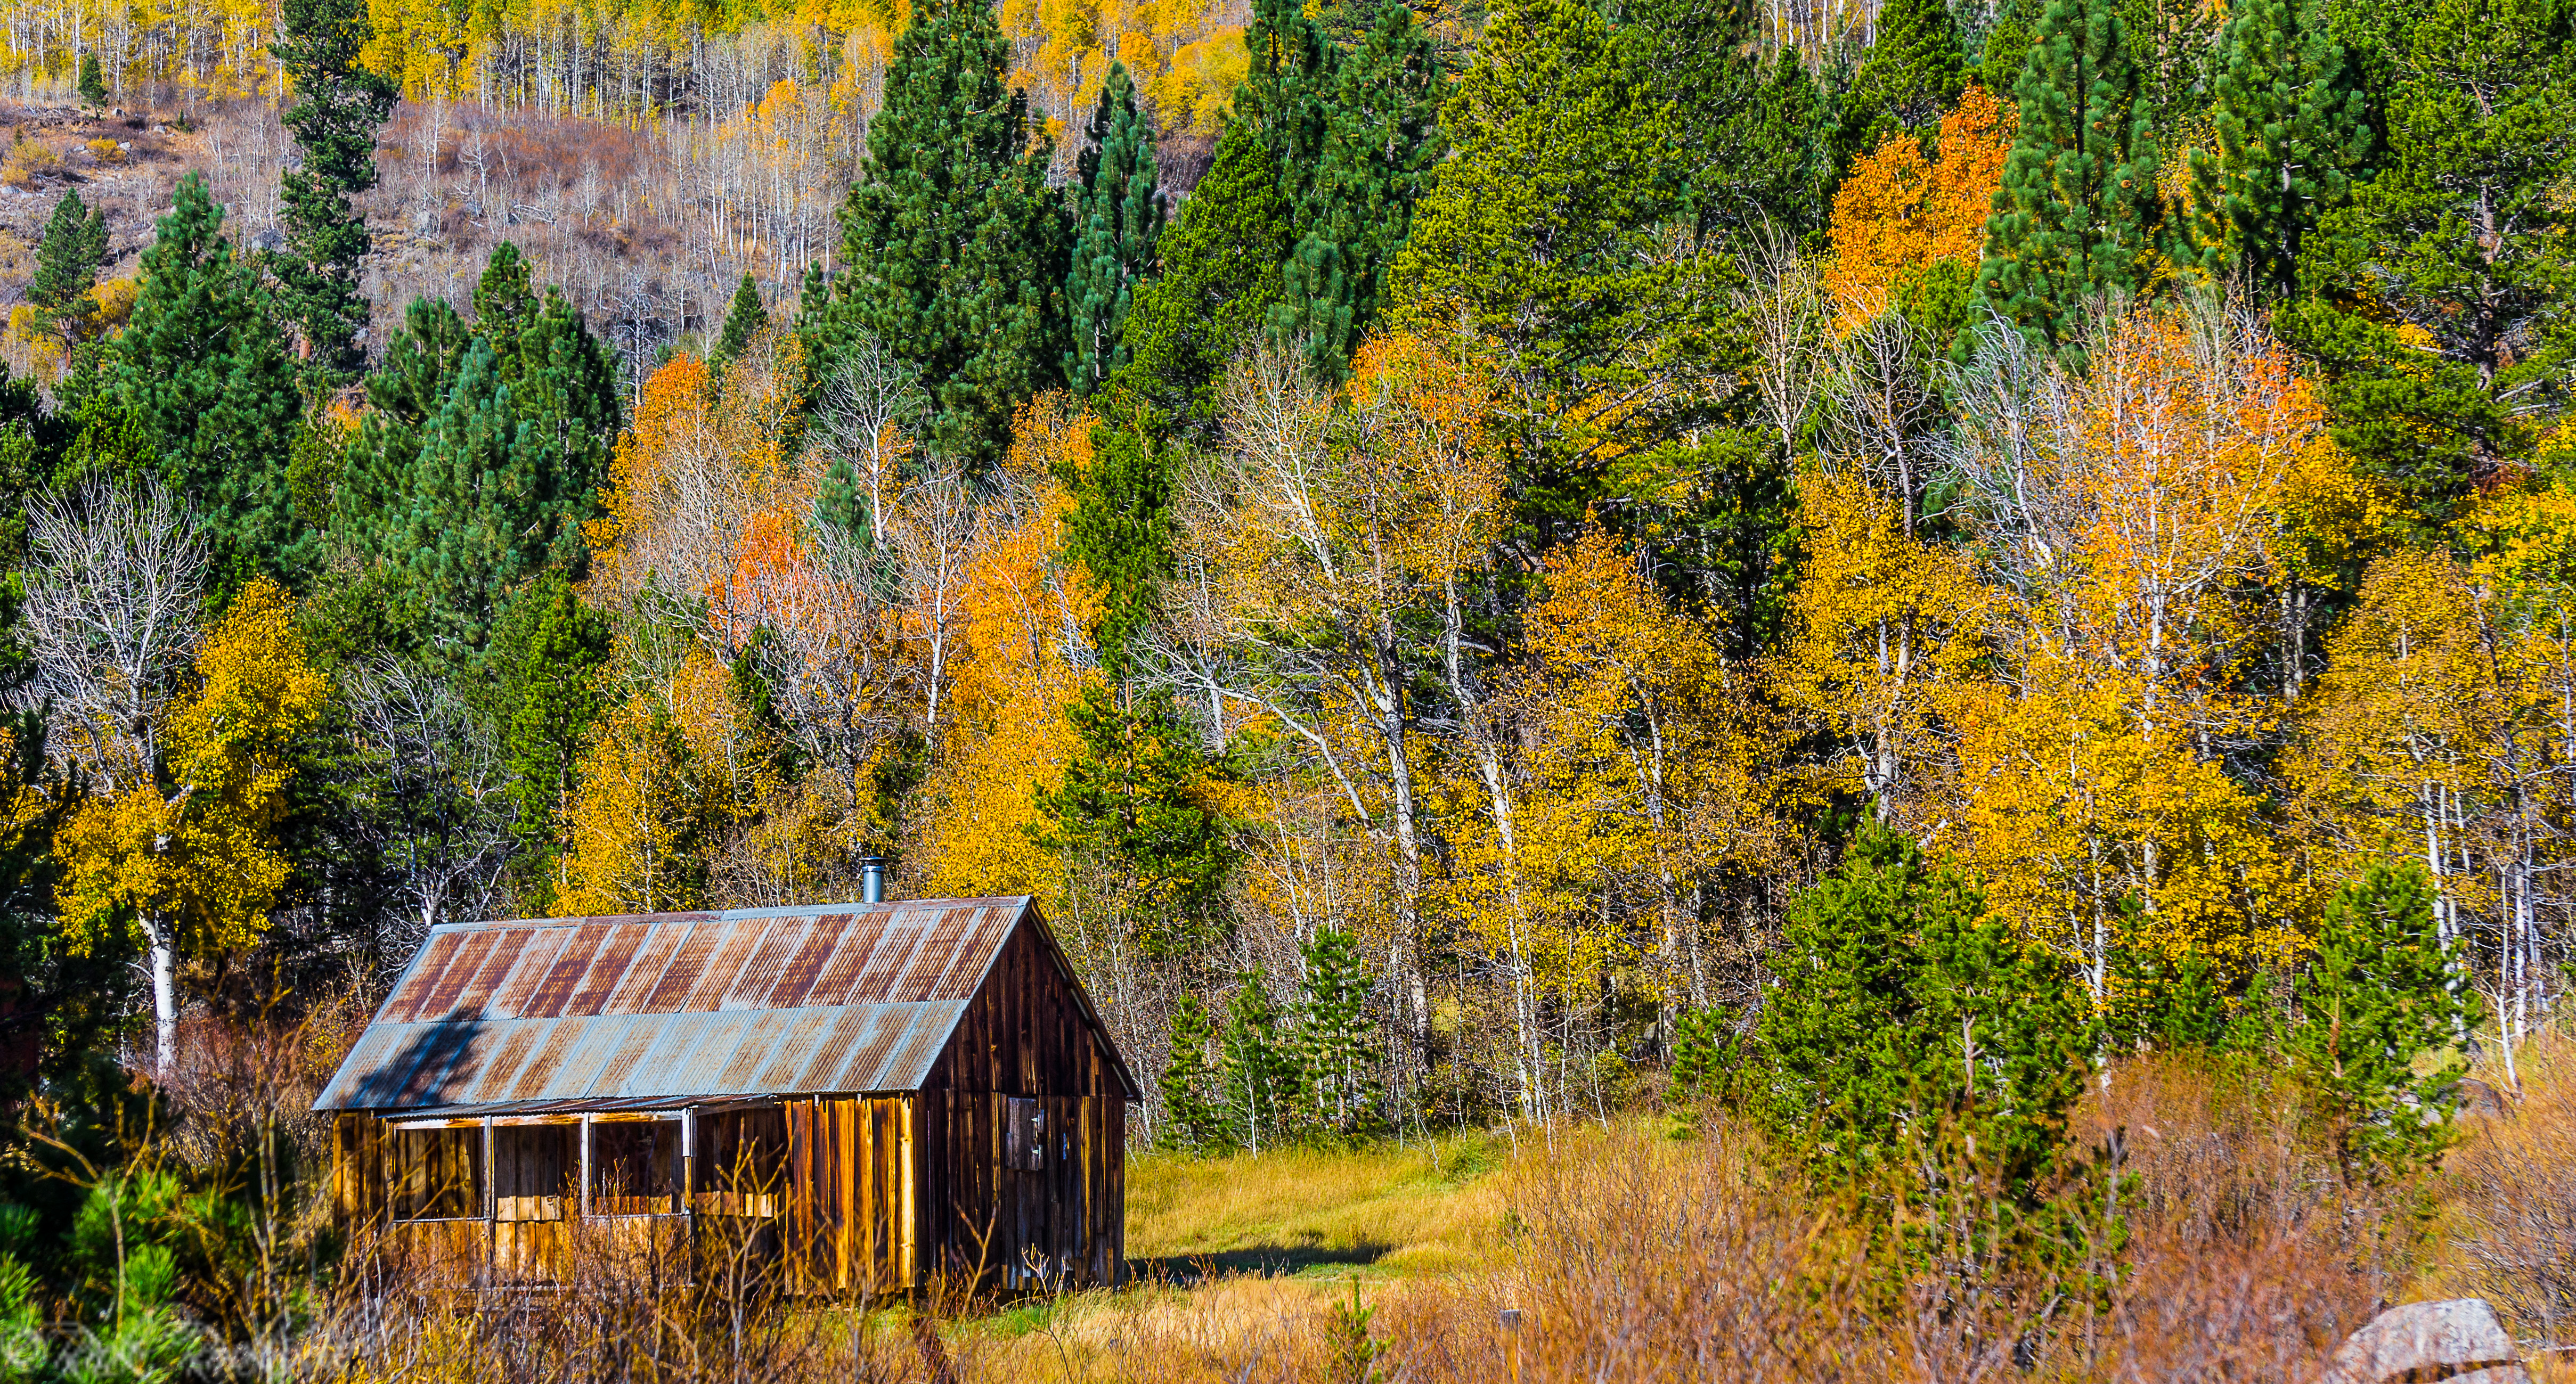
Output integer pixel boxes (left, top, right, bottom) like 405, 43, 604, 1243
589, 1120, 682, 1215
388, 1127, 480, 1221
493, 1125, 573, 1222
695, 1108, 786, 1217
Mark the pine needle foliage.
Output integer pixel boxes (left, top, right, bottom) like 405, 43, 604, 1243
271, 0, 396, 381
818, 0, 1068, 473
1975, 0, 2161, 364
1066, 63, 1163, 393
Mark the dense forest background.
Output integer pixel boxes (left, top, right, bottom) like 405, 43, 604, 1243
0, 0, 2559, 1341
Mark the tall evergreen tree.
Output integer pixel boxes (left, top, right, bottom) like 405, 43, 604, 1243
1979, 0, 2043, 98
1066, 64, 1164, 393
1062, 421, 1175, 673
1752, 826, 2095, 1203
2289, 861, 2479, 1185
76, 54, 105, 111
1836, 0, 1970, 167
114, 174, 306, 589
1237, 0, 1337, 198
271, 0, 397, 380
478, 574, 613, 881
814, 0, 1068, 472
2190, 0, 2370, 300
1624, 0, 1830, 244
1220, 973, 1301, 1152
27, 192, 108, 346
711, 273, 769, 368
1159, 995, 1227, 1151
1269, 0, 1444, 381
1975, 0, 2162, 363
334, 245, 621, 649
2120, 0, 2218, 132
2290, 0, 2573, 528
1107, 124, 1293, 440
1296, 927, 1378, 1135
1390, 0, 1722, 522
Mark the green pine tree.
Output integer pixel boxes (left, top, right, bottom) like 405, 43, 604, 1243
270, 0, 397, 380
1623, 0, 1832, 246
76, 53, 105, 111
1752, 825, 2094, 1202
711, 273, 769, 368
28, 191, 108, 346
1220, 972, 1301, 1152
2289, 861, 2480, 1186
2287, 0, 2572, 530
2120, 0, 2218, 132
477, 574, 614, 889
1033, 684, 1234, 959
2106, 939, 2232, 1054
1066, 63, 1164, 393
1975, 0, 2163, 363
1106, 122, 1293, 440
1160, 994, 1227, 1151
113, 173, 307, 591
1978, 0, 2042, 100
813, 0, 1068, 472
1061, 420, 1175, 673
1269, 0, 1444, 381
1389, 0, 1714, 526
335, 245, 621, 650
1836, 0, 1970, 167
1296, 927, 1378, 1135
2190, 0, 2369, 299
1238, 0, 1337, 196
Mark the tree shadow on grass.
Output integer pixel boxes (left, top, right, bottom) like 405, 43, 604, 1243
1130, 1235, 1393, 1284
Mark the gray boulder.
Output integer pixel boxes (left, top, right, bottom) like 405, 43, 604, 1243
2325, 1299, 2530, 1384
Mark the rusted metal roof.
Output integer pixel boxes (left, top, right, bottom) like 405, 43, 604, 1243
314, 897, 1106, 1112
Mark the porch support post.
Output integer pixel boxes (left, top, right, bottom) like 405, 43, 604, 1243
580, 1113, 593, 1221
481, 1115, 496, 1278
680, 1105, 696, 1220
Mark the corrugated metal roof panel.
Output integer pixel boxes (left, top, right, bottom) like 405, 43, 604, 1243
311, 898, 1127, 1113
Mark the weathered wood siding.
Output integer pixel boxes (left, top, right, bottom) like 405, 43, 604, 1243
783, 1095, 917, 1295
918, 921, 1127, 1288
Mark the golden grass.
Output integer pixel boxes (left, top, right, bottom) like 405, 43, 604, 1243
1124, 1131, 1518, 1277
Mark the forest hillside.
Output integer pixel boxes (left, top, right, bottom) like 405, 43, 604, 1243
0, 0, 2559, 1372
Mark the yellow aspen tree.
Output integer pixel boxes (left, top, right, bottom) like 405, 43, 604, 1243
915, 395, 1097, 905
1451, 524, 1775, 1118
1825, 84, 2013, 331
56, 578, 327, 1074
1179, 338, 1505, 1059
1776, 462, 1991, 821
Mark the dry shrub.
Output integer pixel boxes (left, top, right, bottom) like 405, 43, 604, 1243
322, 1218, 983, 1383
0, 137, 56, 186
2053, 1056, 2399, 1382
2445, 1030, 2576, 1345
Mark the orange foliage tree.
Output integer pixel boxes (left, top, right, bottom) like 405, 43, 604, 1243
1826, 84, 2013, 331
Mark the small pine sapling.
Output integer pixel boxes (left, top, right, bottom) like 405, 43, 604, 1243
1159, 994, 1227, 1152
1324, 1277, 1388, 1384
2290, 861, 2480, 1185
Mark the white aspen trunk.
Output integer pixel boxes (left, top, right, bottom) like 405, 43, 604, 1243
147, 918, 177, 1076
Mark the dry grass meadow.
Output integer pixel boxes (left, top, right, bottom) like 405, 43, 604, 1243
304, 1031, 2576, 1383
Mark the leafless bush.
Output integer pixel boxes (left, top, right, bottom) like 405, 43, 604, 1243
2447, 1031, 2576, 1344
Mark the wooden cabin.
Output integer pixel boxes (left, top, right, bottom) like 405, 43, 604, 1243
314, 897, 1137, 1292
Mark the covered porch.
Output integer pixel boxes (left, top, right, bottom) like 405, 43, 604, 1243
333, 1095, 854, 1287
